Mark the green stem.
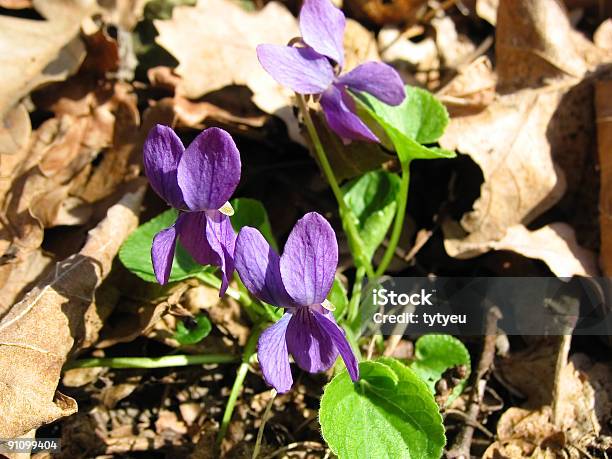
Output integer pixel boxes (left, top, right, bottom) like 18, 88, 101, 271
65, 354, 238, 370
296, 95, 375, 278
252, 389, 277, 459
347, 266, 365, 325
216, 326, 263, 447
375, 161, 410, 277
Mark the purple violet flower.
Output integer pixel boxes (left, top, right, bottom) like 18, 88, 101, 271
256, 0, 405, 143
143, 125, 241, 295
235, 212, 359, 393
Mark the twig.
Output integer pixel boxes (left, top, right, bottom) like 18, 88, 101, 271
551, 334, 572, 427
446, 306, 501, 458
262, 441, 325, 459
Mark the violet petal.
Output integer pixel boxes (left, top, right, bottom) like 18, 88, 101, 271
176, 212, 217, 266
256, 44, 334, 94
204, 210, 236, 296
143, 125, 186, 209
320, 84, 379, 142
299, 0, 346, 67
279, 212, 337, 306
177, 127, 241, 212
151, 223, 178, 285
314, 310, 360, 381
258, 313, 294, 393
286, 307, 339, 373
338, 61, 405, 105
235, 227, 295, 307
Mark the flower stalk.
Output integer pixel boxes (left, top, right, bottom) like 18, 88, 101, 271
217, 326, 263, 447
296, 95, 375, 278
65, 354, 238, 370
375, 161, 410, 277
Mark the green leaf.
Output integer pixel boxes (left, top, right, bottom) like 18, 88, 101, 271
342, 170, 401, 260
230, 198, 278, 250
320, 358, 445, 459
328, 277, 349, 321
408, 334, 471, 405
119, 209, 215, 283
353, 85, 456, 164
312, 112, 395, 182
174, 313, 212, 345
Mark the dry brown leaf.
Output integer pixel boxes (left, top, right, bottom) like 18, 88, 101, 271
0, 0, 97, 119
443, 222, 598, 277
487, 348, 609, 458
154, 0, 298, 106
475, 0, 498, 26
431, 15, 476, 69
437, 55, 496, 116
0, 103, 31, 156
0, 0, 31, 7
0, 249, 53, 315
595, 81, 612, 276
0, 184, 145, 437
344, 0, 426, 26
0, 80, 140, 306
439, 0, 610, 264
594, 19, 612, 51
98, 294, 182, 349
440, 88, 568, 246
495, 0, 587, 90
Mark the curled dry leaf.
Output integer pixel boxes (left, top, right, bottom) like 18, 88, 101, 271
440, 0, 610, 267
443, 222, 598, 277
0, 0, 97, 119
0, 80, 141, 316
0, 184, 145, 437
440, 88, 568, 247
488, 349, 609, 458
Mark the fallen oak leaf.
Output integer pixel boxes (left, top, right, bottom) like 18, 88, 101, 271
0, 183, 145, 437
439, 0, 611, 263
154, 0, 298, 106
0, 0, 98, 119
443, 222, 598, 277
440, 88, 568, 246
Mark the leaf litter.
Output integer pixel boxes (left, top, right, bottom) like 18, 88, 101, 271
0, 0, 610, 456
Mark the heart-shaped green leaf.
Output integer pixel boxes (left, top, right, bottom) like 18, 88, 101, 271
342, 170, 401, 260
174, 313, 212, 345
119, 209, 216, 283
354, 86, 455, 164
230, 197, 278, 250
408, 334, 471, 405
320, 358, 445, 459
